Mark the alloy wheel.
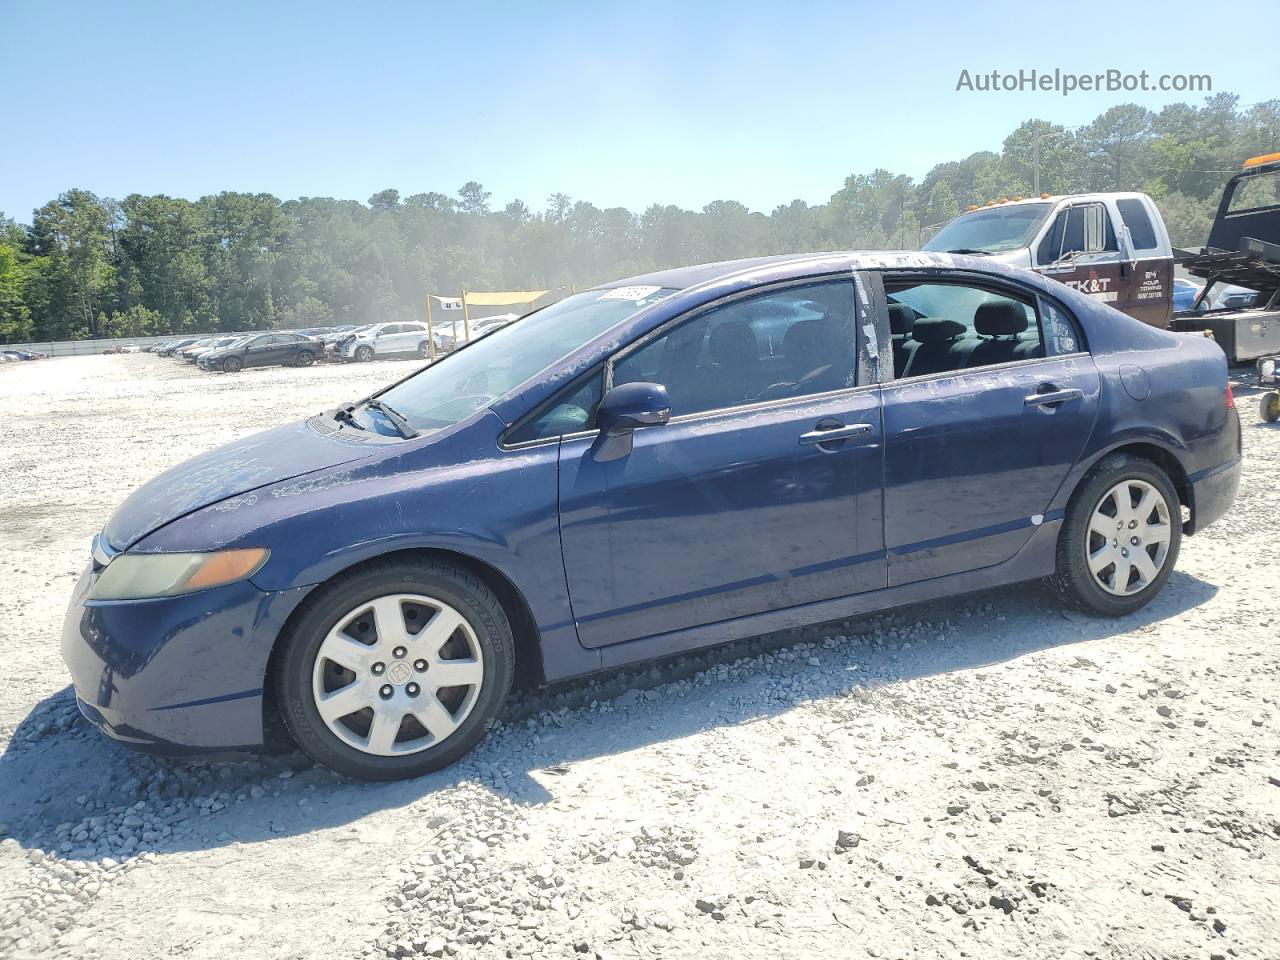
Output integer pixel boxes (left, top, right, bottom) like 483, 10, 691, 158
1086, 479, 1172, 596
311, 593, 484, 756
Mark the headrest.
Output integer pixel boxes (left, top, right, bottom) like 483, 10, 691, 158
708, 320, 758, 365
910, 318, 968, 343
974, 300, 1028, 337
783, 319, 827, 362
887, 303, 917, 336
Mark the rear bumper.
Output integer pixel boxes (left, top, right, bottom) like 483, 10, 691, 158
60, 564, 312, 755
1187, 456, 1241, 535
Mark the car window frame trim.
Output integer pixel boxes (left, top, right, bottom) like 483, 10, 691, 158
876, 267, 1090, 382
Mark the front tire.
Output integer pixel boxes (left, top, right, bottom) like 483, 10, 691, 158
272, 558, 514, 781
222, 356, 242, 373
355, 345, 374, 363
1048, 454, 1182, 616
295, 350, 315, 367
418, 341, 431, 359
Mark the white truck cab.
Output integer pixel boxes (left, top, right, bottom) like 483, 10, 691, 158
923, 192, 1174, 328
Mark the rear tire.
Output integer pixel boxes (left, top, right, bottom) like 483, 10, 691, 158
1048, 453, 1182, 616
272, 558, 514, 781
1261, 391, 1280, 423
222, 356, 242, 373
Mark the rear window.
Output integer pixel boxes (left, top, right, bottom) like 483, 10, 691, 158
1117, 199, 1158, 250
1228, 169, 1280, 213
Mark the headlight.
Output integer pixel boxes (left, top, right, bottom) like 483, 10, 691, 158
1261, 358, 1276, 381
89, 548, 269, 600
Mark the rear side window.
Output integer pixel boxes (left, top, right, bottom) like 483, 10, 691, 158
611, 281, 857, 417
1041, 300, 1083, 355
1117, 199, 1158, 251
886, 279, 1044, 379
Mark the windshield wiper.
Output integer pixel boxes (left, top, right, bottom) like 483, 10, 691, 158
332, 405, 366, 431
365, 399, 419, 439
945, 248, 992, 256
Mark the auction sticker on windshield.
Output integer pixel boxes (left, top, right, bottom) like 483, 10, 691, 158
598, 285, 662, 301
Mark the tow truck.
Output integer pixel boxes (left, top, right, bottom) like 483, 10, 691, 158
1169, 152, 1280, 366
922, 151, 1280, 365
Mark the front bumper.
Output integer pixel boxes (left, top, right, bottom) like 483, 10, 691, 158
60, 563, 312, 755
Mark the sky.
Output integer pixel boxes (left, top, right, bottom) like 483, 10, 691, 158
3, 0, 1279, 223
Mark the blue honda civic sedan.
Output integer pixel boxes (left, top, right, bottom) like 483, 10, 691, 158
62, 252, 1241, 780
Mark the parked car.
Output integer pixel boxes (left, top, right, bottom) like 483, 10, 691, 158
62, 252, 1241, 780
1213, 285, 1258, 310
156, 338, 200, 357
465, 313, 520, 342
1172, 277, 1206, 312
176, 337, 221, 360
333, 321, 439, 362
186, 336, 243, 362
322, 325, 372, 359
2, 348, 43, 361
198, 332, 324, 373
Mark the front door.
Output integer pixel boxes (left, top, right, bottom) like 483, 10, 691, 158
1036, 201, 1131, 319
242, 335, 278, 367
881, 275, 1100, 585
557, 279, 886, 649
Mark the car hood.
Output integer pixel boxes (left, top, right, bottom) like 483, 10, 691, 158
102, 419, 375, 550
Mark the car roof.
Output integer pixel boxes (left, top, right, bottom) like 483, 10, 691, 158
592, 251, 991, 292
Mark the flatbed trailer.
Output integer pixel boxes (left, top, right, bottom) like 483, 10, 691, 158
1172, 155, 1280, 363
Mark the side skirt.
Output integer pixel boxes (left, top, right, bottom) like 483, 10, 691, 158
546, 519, 1062, 679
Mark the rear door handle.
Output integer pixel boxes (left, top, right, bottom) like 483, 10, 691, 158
799, 422, 873, 444
1025, 387, 1083, 408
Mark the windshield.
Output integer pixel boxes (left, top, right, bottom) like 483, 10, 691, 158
374, 286, 676, 431
923, 203, 1052, 254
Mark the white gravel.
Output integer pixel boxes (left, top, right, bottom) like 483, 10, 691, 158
0, 354, 1277, 960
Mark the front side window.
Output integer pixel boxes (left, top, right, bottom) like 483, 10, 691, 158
506, 371, 604, 444
1037, 204, 1118, 264
887, 279, 1044, 379
611, 281, 857, 418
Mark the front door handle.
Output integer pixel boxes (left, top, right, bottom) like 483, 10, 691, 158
799, 422, 873, 445
1025, 387, 1083, 408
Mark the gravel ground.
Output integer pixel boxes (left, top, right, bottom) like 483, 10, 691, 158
0, 354, 1277, 960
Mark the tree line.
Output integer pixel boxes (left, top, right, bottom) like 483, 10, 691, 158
2, 93, 1277, 344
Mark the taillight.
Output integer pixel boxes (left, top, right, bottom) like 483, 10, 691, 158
1225, 382, 1235, 409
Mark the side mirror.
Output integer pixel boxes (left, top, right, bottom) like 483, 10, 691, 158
592, 382, 670, 461
596, 382, 671, 435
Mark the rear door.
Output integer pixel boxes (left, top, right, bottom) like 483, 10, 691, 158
398, 323, 428, 353
554, 279, 886, 648
880, 273, 1100, 586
